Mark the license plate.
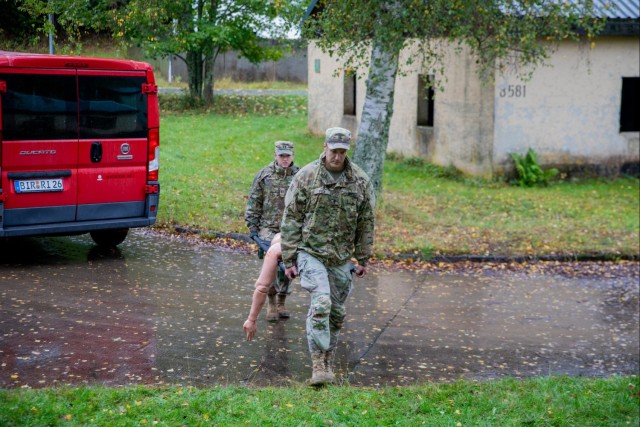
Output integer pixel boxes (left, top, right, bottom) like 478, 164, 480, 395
14, 178, 64, 193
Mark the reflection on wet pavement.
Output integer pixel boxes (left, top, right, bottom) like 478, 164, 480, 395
1, 230, 638, 389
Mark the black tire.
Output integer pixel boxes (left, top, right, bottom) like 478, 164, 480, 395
90, 229, 129, 247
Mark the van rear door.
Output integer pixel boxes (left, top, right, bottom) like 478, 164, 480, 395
0, 69, 79, 227
76, 70, 149, 221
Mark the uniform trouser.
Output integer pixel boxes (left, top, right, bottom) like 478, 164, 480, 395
296, 251, 353, 353
268, 268, 291, 297
262, 233, 290, 297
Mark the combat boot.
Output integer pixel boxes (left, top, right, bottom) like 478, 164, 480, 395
276, 294, 290, 318
324, 349, 336, 384
308, 351, 331, 386
266, 293, 278, 322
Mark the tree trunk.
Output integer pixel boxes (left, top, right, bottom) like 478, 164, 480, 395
352, 41, 400, 197
203, 50, 220, 106
187, 51, 204, 99
203, 53, 214, 105
203, 0, 218, 105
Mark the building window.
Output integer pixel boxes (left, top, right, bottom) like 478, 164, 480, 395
620, 77, 639, 132
417, 74, 434, 127
343, 71, 356, 116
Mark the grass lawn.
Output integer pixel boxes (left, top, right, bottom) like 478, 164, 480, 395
158, 101, 639, 259
1, 376, 638, 426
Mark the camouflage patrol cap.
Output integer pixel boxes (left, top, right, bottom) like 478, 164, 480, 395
325, 127, 351, 150
275, 141, 294, 155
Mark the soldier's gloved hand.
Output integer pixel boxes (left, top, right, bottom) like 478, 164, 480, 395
285, 265, 298, 280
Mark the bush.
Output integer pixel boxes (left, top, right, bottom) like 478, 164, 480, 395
159, 93, 307, 116
511, 148, 559, 187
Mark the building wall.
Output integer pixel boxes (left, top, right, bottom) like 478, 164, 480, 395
307, 36, 640, 177
492, 37, 640, 175
306, 48, 366, 139
427, 44, 496, 177
307, 41, 497, 176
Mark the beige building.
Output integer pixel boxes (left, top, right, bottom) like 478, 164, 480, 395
307, 6, 640, 178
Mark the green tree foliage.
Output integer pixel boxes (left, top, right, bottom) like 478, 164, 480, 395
16, 0, 305, 102
112, 0, 304, 102
303, 0, 605, 195
16, 0, 110, 50
0, 0, 40, 42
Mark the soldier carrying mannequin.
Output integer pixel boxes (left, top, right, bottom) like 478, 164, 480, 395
245, 141, 300, 321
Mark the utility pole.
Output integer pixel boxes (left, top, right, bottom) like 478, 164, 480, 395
168, 19, 178, 82
48, 1, 55, 54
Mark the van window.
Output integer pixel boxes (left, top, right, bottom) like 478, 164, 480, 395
0, 74, 78, 140
78, 76, 147, 139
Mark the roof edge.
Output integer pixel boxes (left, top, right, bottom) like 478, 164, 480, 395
601, 18, 640, 35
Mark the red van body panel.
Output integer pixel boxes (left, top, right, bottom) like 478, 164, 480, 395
0, 51, 159, 244
2, 138, 78, 210
0, 51, 154, 72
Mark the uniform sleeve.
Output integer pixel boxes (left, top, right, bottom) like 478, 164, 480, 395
280, 175, 308, 267
244, 172, 265, 235
354, 179, 376, 266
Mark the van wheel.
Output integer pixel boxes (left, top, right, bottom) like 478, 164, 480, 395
90, 229, 129, 247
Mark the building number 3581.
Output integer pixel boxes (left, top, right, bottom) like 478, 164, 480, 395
499, 84, 527, 98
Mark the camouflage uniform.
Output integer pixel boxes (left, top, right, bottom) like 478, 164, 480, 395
245, 157, 299, 296
281, 153, 375, 354
245, 160, 299, 242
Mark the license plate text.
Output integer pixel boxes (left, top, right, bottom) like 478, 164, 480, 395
14, 178, 64, 193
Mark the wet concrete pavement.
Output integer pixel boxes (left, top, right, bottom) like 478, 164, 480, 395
1, 230, 638, 389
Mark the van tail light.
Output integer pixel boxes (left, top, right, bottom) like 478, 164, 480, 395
148, 128, 159, 181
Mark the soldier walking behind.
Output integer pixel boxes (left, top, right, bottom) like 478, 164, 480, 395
245, 141, 299, 321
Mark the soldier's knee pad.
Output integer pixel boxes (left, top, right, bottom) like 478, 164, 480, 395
311, 294, 331, 317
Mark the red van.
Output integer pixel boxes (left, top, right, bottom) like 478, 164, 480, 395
0, 51, 159, 246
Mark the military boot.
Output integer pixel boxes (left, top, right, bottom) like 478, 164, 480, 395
324, 349, 336, 384
308, 351, 331, 386
266, 293, 278, 322
276, 294, 290, 318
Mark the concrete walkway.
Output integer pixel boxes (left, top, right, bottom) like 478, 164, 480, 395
0, 230, 637, 389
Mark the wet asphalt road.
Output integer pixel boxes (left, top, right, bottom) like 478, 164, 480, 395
0, 230, 638, 389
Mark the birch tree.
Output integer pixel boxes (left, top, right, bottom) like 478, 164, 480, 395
304, 0, 604, 196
